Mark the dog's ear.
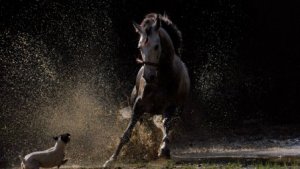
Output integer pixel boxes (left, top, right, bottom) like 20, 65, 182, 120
53, 136, 58, 141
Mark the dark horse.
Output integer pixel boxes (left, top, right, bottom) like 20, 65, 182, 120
103, 13, 190, 167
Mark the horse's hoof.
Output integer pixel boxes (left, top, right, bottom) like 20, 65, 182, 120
158, 147, 171, 159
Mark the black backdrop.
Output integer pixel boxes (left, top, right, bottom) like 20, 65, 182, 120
109, 0, 300, 125
1, 0, 300, 129
1, 0, 300, 166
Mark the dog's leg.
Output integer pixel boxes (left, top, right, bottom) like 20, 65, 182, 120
57, 159, 68, 168
158, 105, 176, 158
62, 159, 68, 165
103, 98, 144, 168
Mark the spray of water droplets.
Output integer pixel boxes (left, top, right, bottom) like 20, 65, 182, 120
0, 0, 131, 167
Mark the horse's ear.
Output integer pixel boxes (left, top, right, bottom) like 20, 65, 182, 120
154, 14, 161, 31
163, 11, 168, 18
133, 21, 142, 34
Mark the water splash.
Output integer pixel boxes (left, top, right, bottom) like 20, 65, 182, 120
0, 1, 127, 167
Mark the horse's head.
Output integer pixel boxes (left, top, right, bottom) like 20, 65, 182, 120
133, 14, 162, 83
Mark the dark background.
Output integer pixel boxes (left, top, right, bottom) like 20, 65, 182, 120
1, 0, 300, 166
108, 0, 300, 125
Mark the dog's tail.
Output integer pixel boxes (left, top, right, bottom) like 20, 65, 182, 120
19, 155, 26, 164
19, 155, 25, 169
19, 155, 24, 162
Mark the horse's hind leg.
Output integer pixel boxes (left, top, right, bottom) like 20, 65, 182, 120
158, 105, 176, 158
103, 98, 143, 167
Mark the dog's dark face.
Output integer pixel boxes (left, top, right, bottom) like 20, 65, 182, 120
53, 133, 71, 144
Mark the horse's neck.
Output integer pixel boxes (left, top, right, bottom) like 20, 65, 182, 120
158, 28, 178, 81
159, 28, 175, 63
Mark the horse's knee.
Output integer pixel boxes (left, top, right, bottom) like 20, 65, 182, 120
163, 118, 171, 126
162, 135, 170, 143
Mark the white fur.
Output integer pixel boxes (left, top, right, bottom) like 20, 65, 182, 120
20, 138, 68, 169
135, 21, 161, 81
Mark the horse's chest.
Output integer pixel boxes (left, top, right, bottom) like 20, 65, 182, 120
140, 85, 170, 113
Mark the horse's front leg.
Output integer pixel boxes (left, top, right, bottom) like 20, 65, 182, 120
158, 106, 176, 158
103, 97, 143, 168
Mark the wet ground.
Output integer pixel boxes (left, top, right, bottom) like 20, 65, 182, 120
8, 139, 300, 168
173, 140, 300, 164
171, 124, 300, 164
6, 120, 300, 169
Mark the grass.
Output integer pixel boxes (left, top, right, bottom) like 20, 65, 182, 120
9, 162, 294, 169
114, 160, 300, 169
201, 163, 241, 169
12, 160, 296, 169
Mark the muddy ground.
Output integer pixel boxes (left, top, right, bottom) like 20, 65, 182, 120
7, 122, 300, 169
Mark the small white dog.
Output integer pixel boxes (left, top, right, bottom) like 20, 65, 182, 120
19, 133, 70, 169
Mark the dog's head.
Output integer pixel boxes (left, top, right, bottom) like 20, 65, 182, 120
53, 133, 71, 144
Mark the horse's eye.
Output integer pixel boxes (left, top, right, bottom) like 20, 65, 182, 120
154, 45, 159, 50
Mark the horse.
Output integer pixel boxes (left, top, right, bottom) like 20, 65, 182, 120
103, 13, 190, 167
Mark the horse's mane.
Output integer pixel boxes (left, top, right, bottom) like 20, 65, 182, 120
142, 13, 183, 56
